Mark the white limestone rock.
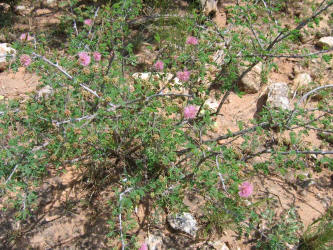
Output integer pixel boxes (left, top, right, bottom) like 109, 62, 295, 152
15, 5, 33, 16
266, 82, 291, 110
240, 62, 263, 94
146, 233, 164, 250
200, 0, 218, 16
317, 36, 333, 49
37, 85, 54, 99
0, 43, 16, 71
293, 73, 313, 93
167, 212, 198, 237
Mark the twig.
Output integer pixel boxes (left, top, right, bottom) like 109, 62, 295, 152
286, 84, 333, 126
52, 113, 98, 126
32, 52, 102, 98
203, 122, 270, 143
70, 7, 79, 36
275, 150, 333, 155
243, 149, 333, 161
88, 7, 100, 37
119, 187, 133, 250
266, 1, 333, 51
240, 47, 333, 58
216, 155, 229, 194
5, 164, 19, 184
245, 14, 263, 49
298, 84, 333, 105
0, 108, 20, 116
32, 52, 73, 80
32, 141, 50, 152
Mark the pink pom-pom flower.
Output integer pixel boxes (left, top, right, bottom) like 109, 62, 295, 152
238, 182, 253, 198
78, 52, 91, 66
20, 54, 31, 67
93, 51, 101, 61
20, 33, 34, 42
186, 36, 199, 45
184, 105, 197, 119
154, 60, 164, 71
139, 243, 148, 250
176, 70, 191, 82
84, 19, 93, 26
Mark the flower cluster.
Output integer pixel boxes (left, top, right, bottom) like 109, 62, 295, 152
78, 51, 101, 66
20, 54, 32, 67
186, 36, 199, 45
184, 105, 197, 119
177, 70, 191, 82
84, 19, 93, 26
20, 33, 34, 42
154, 60, 164, 71
139, 243, 148, 250
93, 51, 101, 61
238, 182, 253, 198
78, 52, 91, 66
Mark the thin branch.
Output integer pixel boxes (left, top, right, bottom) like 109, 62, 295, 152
53, 114, 98, 126
5, 164, 19, 184
216, 155, 229, 195
267, 1, 333, 50
33, 52, 102, 99
88, 7, 100, 37
245, 14, 263, 49
276, 150, 333, 155
286, 84, 333, 125
119, 187, 133, 250
203, 122, 270, 143
70, 7, 79, 36
298, 84, 333, 105
240, 47, 333, 58
32, 52, 73, 80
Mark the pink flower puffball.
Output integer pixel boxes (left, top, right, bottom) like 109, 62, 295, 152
186, 36, 199, 45
184, 105, 197, 119
78, 52, 91, 66
176, 70, 191, 82
238, 182, 253, 198
154, 60, 164, 71
139, 243, 148, 250
20, 33, 34, 41
93, 51, 101, 61
84, 19, 93, 26
20, 54, 32, 67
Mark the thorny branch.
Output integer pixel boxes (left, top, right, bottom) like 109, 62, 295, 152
119, 187, 133, 250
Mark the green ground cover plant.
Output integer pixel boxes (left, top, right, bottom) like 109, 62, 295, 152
0, 0, 332, 249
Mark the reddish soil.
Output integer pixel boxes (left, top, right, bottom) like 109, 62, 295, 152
0, 1, 332, 249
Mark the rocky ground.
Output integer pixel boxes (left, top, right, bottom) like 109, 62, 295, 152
0, 0, 332, 249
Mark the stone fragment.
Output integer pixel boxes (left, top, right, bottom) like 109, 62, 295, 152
15, 5, 33, 16
208, 240, 230, 250
204, 97, 219, 110
167, 212, 198, 237
0, 3, 10, 13
213, 43, 226, 65
266, 82, 291, 110
0, 43, 16, 71
200, 0, 218, 16
293, 73, 312, 93
37, 85, 54, 99
317, 36, 333, 49
0, 34, 5, 43
240, 62, 263, 94
146, 233, 164, 250
133, 71, 181, 84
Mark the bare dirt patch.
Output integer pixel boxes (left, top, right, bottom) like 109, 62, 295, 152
0, 67, 40, 99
